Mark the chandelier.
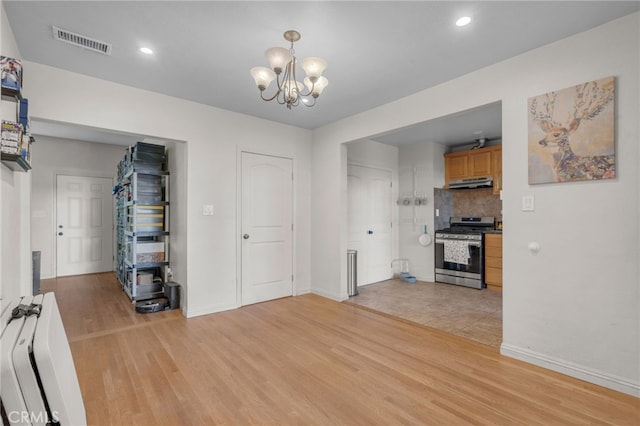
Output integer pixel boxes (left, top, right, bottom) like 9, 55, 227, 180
250, 30, 328, 109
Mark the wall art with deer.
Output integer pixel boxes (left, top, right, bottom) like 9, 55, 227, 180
528, 76, 615, 184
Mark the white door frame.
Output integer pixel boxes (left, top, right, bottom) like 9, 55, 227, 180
50, 170, 117, 278
54, 174, 114, 277
236, 149, 296, 307
347, 162, 395, 286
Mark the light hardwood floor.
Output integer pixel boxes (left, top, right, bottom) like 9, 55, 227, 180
42, 273, 639, 425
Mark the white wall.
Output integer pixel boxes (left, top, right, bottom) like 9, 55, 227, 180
162, 139, 188, 309
1, 1, 31, 307
30, 136, 125, 278
397, 142, 446, 281
311, 13, 639, 395
346, 139, 399, 285
12, 60, 312, 318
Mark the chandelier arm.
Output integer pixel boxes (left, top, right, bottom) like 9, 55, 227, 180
300, 81, 315, 98
293, 58, 317, 98
260, 89, 281, 102
259, 67, 289, 102
275, 67, 286, 91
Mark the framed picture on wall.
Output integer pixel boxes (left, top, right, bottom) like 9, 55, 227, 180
1, 56, 23, 95
527, 76, 615, 184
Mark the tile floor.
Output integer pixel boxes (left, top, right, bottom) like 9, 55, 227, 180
344, 279, 502, 348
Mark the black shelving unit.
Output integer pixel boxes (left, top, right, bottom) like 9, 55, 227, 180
114, 143, 170, 301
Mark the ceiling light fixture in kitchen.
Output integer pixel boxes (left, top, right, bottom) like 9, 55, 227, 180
250, 30, 328, 109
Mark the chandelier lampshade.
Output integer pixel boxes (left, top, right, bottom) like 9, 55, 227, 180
250, 67, 276, 90
304, 75, 328, 97
265, 47, 291, 74
300, 57, 327, 81
250, 30, 328, 109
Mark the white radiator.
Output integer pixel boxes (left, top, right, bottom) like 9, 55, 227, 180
1, 293, 86, 425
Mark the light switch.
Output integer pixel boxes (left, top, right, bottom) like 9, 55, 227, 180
522, 195, 535, 212
435, 209, 440, 217
202, 204, 214, 216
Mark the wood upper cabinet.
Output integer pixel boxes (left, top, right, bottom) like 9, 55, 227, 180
484, 233, 502, 291
445, 155, 469, 180
444, 145, 502, 193
468, 150, 492, 177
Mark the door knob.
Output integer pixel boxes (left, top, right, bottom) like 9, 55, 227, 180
367, 230, 373, 235
58, 232, 63, 236
243, 234, 250, 239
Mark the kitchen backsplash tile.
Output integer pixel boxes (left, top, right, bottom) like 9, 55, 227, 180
452, 188, 502, 219
433, 188, 452, 231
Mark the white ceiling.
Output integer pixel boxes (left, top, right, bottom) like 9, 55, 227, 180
4, 1, 639, 146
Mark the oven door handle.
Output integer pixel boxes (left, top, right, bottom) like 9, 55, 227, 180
436, 239, 481, 247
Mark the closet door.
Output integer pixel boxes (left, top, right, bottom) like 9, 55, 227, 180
240, 152, 293, 305
347, 165, 392, 286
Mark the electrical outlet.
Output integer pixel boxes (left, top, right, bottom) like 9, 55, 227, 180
202, 204, 214, 216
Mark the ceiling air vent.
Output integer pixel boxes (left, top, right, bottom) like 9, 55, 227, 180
52, 26, 112, 55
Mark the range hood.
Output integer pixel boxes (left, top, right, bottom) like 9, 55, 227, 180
448, 176, 493, 189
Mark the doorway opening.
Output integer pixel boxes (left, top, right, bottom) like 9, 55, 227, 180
342, 102, 503, 348
30, 119, 187, 310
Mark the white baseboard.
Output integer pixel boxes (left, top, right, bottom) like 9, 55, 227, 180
311, 287, 346, 302
185, 302, 238, 318
501, 343, 640, 397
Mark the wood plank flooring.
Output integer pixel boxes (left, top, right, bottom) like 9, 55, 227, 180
42, 273, 639, 425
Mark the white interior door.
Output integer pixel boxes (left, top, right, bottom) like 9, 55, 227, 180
347, 165, 393, 286
56, 175, 114, 277
241, 152, 293, 306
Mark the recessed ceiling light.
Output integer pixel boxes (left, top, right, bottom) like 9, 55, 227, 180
456, 16, 471, 27
139, 47, 154, 55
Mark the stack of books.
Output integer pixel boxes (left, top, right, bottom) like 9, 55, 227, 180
1, 120, 22, 155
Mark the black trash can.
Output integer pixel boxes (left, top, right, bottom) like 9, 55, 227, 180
164, 281, 181, 310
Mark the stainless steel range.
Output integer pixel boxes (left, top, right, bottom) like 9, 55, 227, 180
434, 216, 495, 289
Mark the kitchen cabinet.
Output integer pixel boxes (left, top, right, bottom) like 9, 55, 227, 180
444, 155, 469, 180
484, 233, 502, 291
491, 148, 502, 195
468, 150, 492, 177
444, 145, 501, 193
